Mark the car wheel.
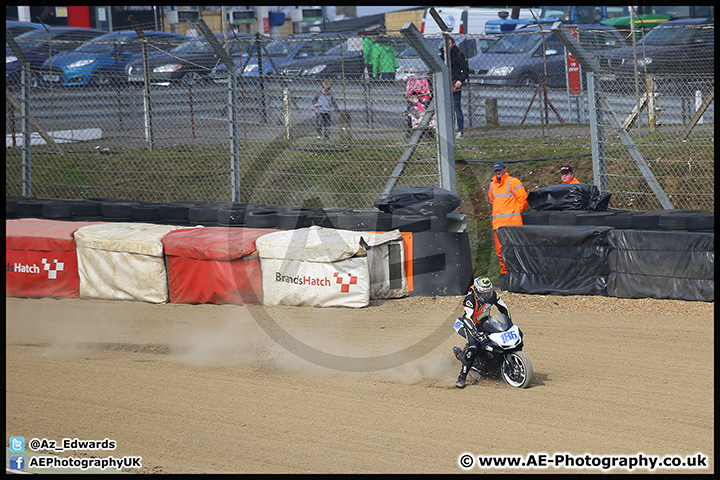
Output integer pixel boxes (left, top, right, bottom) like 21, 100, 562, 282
188, 203, 223, 223
158, 202, 196, 221
90, 71, 113, 87
521, 211, 550, 225
29, 71, 41, 88
518, 73, 538, 87
181, 71, 204, 85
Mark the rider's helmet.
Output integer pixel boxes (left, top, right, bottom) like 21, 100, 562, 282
473, 277, 494, 302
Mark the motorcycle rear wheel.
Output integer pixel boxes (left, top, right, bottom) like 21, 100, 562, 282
501, 351, 533, 388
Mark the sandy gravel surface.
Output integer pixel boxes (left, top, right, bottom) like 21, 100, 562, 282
5, 293, 714, 473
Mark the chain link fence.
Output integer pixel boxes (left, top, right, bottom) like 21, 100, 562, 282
6, 24, 714, 212
555, 20, 714, 211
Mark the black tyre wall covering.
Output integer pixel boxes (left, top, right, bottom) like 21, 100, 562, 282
497, 225, 613, 295
607, 229, 714, 302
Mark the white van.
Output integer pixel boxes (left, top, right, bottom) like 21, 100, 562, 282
421, 7, 515, 35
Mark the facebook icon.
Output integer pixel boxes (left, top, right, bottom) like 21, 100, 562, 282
10, 455, 25, 470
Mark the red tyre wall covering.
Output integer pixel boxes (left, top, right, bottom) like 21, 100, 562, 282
162, 227, 278, 305
6, 219, 102, 298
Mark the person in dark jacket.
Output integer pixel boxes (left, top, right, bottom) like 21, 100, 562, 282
439, 35, 469, 138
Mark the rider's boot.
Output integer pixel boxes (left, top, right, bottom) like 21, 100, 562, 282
455, 364, 469, 388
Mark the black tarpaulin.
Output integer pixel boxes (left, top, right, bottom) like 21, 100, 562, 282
504, 272, 608, 296
527, 184, 611, 211
497, 225, 612, 295
374, 187, 461, 216
607, 230, 714, 302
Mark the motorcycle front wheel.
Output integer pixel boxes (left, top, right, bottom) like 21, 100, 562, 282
501, 351, 533, 388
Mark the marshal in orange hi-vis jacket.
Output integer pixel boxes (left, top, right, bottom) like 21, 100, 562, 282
488, 161, 528, 275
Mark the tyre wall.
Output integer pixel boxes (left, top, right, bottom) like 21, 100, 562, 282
607, 229, 714, 302
502, 211, 714, 302
6, 198, 473, 301
498, 225, 612, 296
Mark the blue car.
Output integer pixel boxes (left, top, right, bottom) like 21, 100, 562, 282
6, 20, 46, 39
39, 30, 188, 87
6, 26, 106, 86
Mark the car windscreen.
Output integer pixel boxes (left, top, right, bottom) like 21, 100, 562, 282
226, 37, 254, 56
641, 26, 696, 46
172, 39, 213, 54
540, 6, 569, 20
263, 39, 299, 57
323, 38, 365, 56
76, 33, 132, 53
399, 37, 443, 57
295, 38, 342, 58
485, 32, 541, 54
12, 29, 61, 50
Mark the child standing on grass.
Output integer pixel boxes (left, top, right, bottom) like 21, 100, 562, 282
313, 80, 340, 139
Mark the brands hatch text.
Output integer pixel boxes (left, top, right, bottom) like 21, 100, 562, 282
275, 272, 332, 287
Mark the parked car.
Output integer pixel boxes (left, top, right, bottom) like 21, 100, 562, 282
274, 34, 368, 79
597, 17, 714, 80
248, 33, 370, 79
125, 33, 254, 85
6, 20, 46, 39
396, 34, 496, 82
6, 26, 106, 86
209, 33, 330, 82
39, 30, 188, 87
600, 13, 671, 40
600, 3, 715, 39
469, 24, 626, 88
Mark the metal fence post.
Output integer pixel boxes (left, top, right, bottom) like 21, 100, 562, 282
6, 31, 33, 196
196, 19, 241, 202
586, 72, 607, 192
283, 86, 291, 140
401, 21, 456, 195
129, 16, 154, 150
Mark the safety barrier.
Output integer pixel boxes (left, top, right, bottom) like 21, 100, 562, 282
499, 221, 714, 302
6, 210, 474, 306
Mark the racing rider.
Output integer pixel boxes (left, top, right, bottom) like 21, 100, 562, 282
453, 277, 510, 388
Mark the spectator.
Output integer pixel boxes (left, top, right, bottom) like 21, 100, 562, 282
312, 80, 340, 140
361, 31, 376, 79
371, 35, 398, 81
439, 35, 469, 138
488, 161, 528, 275
560, 165, 581, 184
40, 7, 59, 25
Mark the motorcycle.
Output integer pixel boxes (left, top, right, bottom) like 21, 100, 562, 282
453, 314, 533, 388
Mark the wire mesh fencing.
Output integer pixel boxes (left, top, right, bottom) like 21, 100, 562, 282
557, 20, 714, 211
6, 27, 714, 212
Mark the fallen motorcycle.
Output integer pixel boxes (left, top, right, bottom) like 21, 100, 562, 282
453, 314, 533, 388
